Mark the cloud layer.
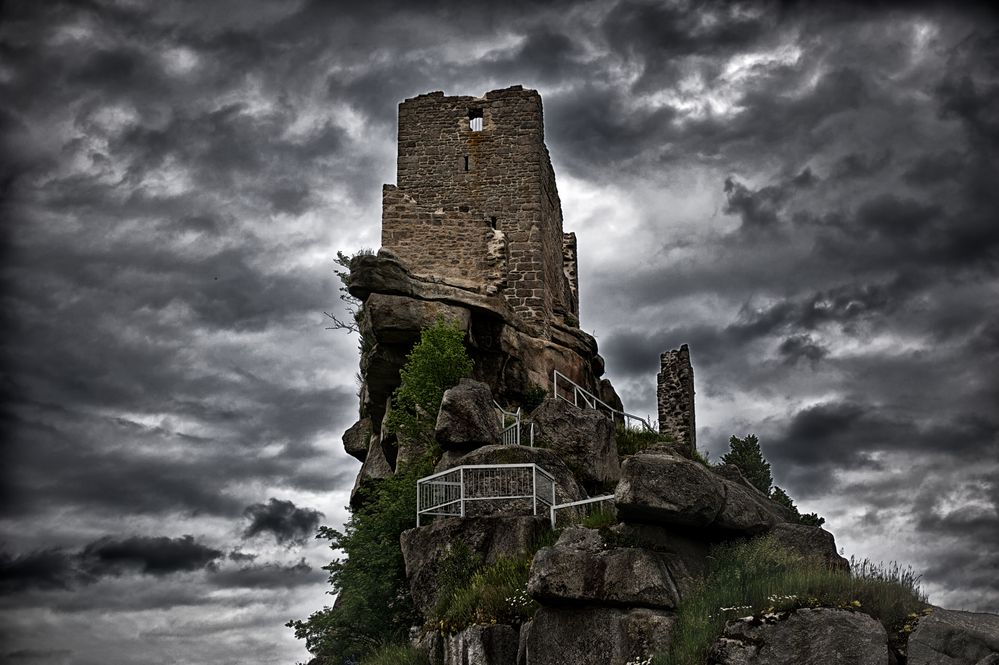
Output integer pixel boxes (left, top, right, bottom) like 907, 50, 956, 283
2, 0, 997, 662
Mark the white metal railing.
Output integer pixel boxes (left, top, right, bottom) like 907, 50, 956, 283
549, 494, 616, 528
494, 401, 535, 446
416, 463, 556, 526
551, 369, 654, 431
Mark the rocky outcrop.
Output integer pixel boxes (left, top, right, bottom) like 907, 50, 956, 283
362, 292, 470, 345
435, 379, 502, 451
399, 516, 549, 619
529, 397, 619, 488
349, 252, 615, 443
908, 608, 999, 665
349, 435, 393, 506
523, 606, 675, 665
342, 417, 371, 461
528, 527, 682, 609
615, 453, 786, 535
768, 523, 850, 572
708, 608, 890, 664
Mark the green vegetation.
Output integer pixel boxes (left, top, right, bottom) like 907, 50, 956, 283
655, 535, 927, 665
521, 383, 548, 412
387, 318, 473, 448
431, 531, 557, 635
579, 505, 618, 529
289, 320, 473, 664
359, 643, 429, 665
720, 434, 772, 494
615, 425, 672, 456
722, 434, 825, 527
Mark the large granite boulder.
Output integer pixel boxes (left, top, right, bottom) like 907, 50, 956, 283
908, 608, 999, 665
523, 606, 675, 665
529, 398, 619, 487
768, 523, 850, 572
708, 608, 889, 664
616, 453, 785, 535
442, 624, 518, 665
435, 378, 502, 451
399, 516, 549, 619
528, 527, 682, 609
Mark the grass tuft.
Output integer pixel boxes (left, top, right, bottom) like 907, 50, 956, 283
655, 535, 927, 665
359, 642, 428, 665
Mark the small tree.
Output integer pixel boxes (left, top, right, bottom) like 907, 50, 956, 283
387, 317, 473, 449
720, 434, 772, 495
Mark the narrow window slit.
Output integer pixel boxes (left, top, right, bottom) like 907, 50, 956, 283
464, 155, 469, 171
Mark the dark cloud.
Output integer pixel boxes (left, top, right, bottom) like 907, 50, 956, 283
242, 499, 324, 546
79, 535, 222, 577
209, 558, 323, 589
0, 548, 79, 593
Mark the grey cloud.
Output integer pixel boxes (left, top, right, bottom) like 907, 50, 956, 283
209, 558, 323, 589
242, 498, 324, 546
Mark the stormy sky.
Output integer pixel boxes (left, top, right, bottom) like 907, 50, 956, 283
1, 1, 997, 663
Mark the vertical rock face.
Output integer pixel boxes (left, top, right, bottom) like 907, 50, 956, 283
658, 344, 696, 451
524, 606, 676, 665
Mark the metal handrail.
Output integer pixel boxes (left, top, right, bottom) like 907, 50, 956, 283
549, 494, 615, 528
416, 463, 556, 526
493, 401, 535, 446
551, 369, 654, 431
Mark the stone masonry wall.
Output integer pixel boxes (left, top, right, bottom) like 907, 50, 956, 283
383, 86, 577, 331
658, 345, 696, 451
380, 185, 505, 292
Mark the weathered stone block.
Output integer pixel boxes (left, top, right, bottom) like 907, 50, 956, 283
524, 606, 675, 665
528, 527, 681, 609
768, 523, 849, 572
442, 624, 519, 665
364, 293, 471, 345
708, 608, 889, 665
342, 417, 371, 462
908, 608, 999, 665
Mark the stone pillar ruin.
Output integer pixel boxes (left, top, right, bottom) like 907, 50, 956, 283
657, 345, 696, 451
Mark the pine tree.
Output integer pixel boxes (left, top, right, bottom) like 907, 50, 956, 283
720, 434, 773, 494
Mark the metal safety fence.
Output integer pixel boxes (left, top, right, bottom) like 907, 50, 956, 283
416, 463, 556, 527
549, 494, 616, 529
494, 402, 535, 446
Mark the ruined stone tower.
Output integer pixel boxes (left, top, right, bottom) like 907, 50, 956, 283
381, 86, 578, 334
658, 345, 696, 451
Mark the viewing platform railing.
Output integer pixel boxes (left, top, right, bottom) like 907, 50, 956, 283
549, 494, 616, 528
416, 463, 556, 527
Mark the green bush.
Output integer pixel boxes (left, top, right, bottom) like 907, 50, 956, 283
521, 384, 548, 412
359, 642, 429, 665
655, 535, 926, 665
435, 555, 537, 633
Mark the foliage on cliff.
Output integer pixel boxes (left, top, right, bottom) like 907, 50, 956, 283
288, 320, 472, 664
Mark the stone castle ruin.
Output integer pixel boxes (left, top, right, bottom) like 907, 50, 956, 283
331, 87, 994, 665
382, 87, 578, 330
